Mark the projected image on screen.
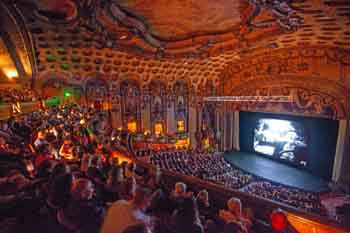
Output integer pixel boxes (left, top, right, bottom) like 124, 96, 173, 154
253, 119, 308, 166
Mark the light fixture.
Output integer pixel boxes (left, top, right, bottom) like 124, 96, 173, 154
3, 68, 18, 79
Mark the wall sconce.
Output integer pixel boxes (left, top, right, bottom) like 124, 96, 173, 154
3, 68, 18, 79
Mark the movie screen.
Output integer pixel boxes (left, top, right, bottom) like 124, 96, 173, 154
253, 118, 308, 167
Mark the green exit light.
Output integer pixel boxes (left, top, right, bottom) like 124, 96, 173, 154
64, 91, 71, 97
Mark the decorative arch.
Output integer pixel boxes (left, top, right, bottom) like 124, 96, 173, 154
37, 71, 72, 98
173, 81, 189, 133
149, 80, 167, 135
120, 79, 141, 131
226, 81, 347, 119
84, 73, 109, 108
220, 47, 350, 119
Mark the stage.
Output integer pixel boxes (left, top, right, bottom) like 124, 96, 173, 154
223, 151, 330, 193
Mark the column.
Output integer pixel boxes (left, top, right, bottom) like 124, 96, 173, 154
332, 119, 349, 182
230, 111, 234, 150
233, 111, 240, 151
167, 101, 175, 134
189, 105, 197, 149
141, 102, 151, 132
110, 97, 122, 129
217, 107, 224, 152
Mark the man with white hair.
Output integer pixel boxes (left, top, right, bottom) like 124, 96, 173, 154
173, 182, 187, 198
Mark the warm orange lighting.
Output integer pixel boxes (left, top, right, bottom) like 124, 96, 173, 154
177, 120, 185, 132
175, 137, 190, 149
144, 130, 151, 136
3, 68, 18, 79
154, 123, 163, 136
127, 122, 137, 133
203, 137, 210, 149
111, 151, 132, 164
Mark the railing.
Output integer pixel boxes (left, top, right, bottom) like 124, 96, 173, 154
0, 97, 60, 120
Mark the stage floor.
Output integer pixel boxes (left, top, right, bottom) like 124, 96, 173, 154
224, 151, 329, 192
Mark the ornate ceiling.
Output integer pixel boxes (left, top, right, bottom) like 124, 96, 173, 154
1, 0, 350, 100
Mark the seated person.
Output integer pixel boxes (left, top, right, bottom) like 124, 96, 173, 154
58, 178, 105, 233
100, 186, 152, 233
34, 131, 48, 149
171, 182, 188, 200
59, 137, 74, 160
172, 196, 204, 233
196, 189, 211, 219
223, 221, 248, 233
219, 197, 251, 230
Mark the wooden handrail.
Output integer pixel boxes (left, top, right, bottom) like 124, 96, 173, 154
0, 98, 59, 120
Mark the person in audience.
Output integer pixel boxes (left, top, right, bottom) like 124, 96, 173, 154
123, 223, 151, 233
148, 190, 174, 233
59, 137, 74, 160
196, 189, 211, 219
223, 221, 248, 233
100, 186, 152, 233
125, 162, 142, 180
0, 136, 7, 151
103, 165, 123, 202
173, 196, 204, 233
58, 178, 105, 233
50, 162, 70, 179
34, 131, 48, 149
204, 219, 219, 233
172, 182, 188, 199
35, 144, 54, 167
219, 197, 251, 231
81, 153, 91, 173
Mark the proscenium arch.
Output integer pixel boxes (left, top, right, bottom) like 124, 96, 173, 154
224, 79, 348, 119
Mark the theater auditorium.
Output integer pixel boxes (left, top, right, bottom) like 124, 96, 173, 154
0, 1, 349, 233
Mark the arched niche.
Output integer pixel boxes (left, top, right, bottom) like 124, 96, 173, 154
38, 72, 71, 98
173, 81, 189, 133
84, 74, 109, 109
120, 79, 141, 132
227, 84, 346, 119
149, 80, 167, 136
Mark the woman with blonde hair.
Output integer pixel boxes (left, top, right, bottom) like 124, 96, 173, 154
219, 197, 251, 230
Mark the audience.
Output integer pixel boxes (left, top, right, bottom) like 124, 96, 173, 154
150, 148, 328, 216
0, 87, 41, 104
0, 102, 343, 233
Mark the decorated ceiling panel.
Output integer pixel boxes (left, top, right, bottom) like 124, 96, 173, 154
116, 0, 246, 41
10, 0, 306, 83
1, 0, 350, 118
